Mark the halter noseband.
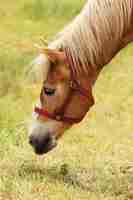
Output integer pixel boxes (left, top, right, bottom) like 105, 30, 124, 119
34, 48, 93, 124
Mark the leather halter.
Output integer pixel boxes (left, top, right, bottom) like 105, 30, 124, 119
34, 48, 93, 124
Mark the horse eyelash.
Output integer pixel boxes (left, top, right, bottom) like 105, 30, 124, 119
43, 87, 56, 96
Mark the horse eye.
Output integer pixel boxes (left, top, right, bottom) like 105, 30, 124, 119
43, 87, 55, 96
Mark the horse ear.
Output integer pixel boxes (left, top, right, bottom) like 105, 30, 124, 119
40, 48, 66, 63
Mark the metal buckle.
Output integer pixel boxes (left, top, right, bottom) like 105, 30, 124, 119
70, 81, 77, 90
55, 115, 62, 121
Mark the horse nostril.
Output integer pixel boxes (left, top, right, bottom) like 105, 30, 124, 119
44, 134, 51, 144
29, 136, 33, 145
29, 135, 38, 146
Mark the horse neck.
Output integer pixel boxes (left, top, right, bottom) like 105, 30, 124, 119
50, 0, 133, 74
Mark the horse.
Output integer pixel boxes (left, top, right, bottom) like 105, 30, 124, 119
29, 0, 133, 155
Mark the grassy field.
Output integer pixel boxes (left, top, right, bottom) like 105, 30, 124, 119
1, 0, 133, 199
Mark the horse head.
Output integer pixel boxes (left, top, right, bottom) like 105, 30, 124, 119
29, 48, 94, 155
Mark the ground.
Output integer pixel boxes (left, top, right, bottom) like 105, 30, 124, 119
0, 0, 133, 199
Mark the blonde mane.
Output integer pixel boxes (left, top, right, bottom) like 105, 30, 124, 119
49, 0, 133, 76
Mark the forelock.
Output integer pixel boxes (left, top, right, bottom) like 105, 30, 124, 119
28, 53, 51, 83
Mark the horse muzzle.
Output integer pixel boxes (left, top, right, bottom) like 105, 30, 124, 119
29, 133, 57, 155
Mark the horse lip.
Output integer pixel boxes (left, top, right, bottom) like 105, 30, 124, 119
33, 140, 57, 155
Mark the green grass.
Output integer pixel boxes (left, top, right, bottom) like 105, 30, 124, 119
1, 0, 133, 199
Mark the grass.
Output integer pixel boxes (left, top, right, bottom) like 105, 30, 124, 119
1, 0, 133, 199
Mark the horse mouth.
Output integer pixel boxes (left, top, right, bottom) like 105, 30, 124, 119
33, 140, 57, 155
